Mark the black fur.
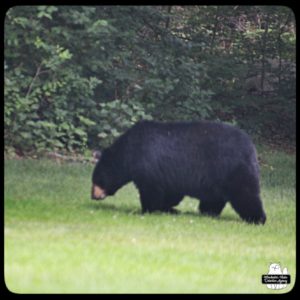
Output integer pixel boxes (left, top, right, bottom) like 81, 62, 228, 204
92, 121, 266, 224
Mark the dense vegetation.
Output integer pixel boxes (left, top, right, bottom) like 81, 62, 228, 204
5, 6, 295, 155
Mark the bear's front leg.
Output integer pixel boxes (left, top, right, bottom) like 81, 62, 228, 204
199, 199, 226, 217
138, 185, 166, 213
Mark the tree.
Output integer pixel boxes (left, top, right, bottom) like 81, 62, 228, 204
4, 6, 296, 155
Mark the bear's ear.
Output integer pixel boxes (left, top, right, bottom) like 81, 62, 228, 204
93, 150, 102, 162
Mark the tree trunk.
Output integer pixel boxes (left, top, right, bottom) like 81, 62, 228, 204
261, 16, 269, 93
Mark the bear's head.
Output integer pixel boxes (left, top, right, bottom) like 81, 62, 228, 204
91, 150, 119, 200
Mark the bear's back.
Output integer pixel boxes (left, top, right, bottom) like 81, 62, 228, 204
125, 120, 257, 189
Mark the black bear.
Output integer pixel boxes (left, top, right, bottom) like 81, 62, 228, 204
91, 121, 266, 224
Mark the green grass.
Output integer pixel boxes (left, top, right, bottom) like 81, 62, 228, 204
4, 147, 296, 293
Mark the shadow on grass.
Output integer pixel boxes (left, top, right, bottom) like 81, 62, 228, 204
83, 201, 240, 223
84, 201, 138, 214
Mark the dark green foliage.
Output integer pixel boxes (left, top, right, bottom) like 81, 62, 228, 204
4, 6, 295, 155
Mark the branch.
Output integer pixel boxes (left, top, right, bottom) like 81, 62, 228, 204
174, 101, 204, 118
210, 7, 220, 53
260, 14, 269, 92
25, 62, 43, 98
165, 6, 172, 29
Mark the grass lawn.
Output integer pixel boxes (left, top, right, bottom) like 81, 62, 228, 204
4, 146, 295, 293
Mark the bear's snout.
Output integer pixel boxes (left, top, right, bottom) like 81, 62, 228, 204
91, 185, 106, 200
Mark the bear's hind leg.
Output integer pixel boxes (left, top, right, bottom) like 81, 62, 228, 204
162, 194, 183, 214
227, 165, 266, 225
230, 193, 266, 224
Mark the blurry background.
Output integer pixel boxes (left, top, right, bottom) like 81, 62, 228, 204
4, 6, 295, 156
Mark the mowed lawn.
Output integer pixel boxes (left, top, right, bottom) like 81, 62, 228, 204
4, 147, 295, 293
